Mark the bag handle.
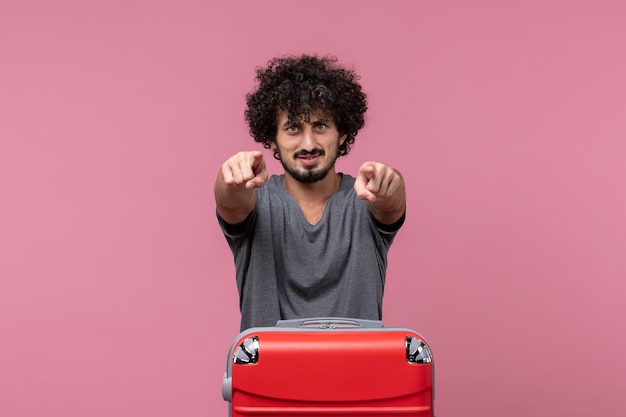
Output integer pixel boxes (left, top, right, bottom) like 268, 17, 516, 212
275, 317, 384, 329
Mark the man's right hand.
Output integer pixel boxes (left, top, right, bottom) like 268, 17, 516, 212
221, 151, 269, 189
215, 151, 269, 225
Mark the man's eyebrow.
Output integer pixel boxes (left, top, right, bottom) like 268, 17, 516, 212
310, 116, 332, 124
282, 119, 300, 128
281, 115, 331, 128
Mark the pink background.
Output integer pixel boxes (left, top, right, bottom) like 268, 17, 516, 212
2, 1, 625, 416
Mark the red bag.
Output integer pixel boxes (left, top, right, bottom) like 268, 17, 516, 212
222, 318, 434, 416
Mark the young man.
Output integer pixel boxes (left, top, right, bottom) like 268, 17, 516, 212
215, 55, 406, 330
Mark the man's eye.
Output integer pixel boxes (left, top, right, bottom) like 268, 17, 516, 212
315, 123, 327, 131
287, 126, 299, 133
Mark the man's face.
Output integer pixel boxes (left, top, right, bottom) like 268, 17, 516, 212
273, 110, 347, 183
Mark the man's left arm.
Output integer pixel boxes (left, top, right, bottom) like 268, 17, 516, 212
354, 161, 406, 225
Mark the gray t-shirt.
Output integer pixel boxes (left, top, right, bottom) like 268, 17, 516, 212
218, 174, 404, 330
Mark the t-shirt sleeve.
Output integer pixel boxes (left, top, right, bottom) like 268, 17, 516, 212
369, 210, 406, 247
216, 208, 256, 247
373, 210, 406, 233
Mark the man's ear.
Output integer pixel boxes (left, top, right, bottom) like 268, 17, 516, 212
339, 134, 348, 146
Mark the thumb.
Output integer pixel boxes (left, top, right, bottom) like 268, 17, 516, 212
250, 151, 265, 172
355, 168, 376, 202
246, 155, 268, 188
360, 163, 375, 181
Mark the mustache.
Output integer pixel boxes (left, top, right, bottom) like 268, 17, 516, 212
294, 149, 325, 158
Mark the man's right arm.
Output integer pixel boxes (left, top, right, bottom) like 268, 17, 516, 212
214, 151, 269, 225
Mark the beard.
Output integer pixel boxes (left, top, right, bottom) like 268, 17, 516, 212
278, 149, 338, 183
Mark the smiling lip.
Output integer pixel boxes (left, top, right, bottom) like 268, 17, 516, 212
297, 153, 321, 166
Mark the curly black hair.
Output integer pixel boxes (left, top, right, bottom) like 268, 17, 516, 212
245, 54, 368, 157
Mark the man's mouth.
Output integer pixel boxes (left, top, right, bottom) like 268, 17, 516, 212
296, 151, 324, 166
299, 155, 319, 166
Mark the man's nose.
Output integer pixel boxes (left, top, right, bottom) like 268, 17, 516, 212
301, 127, 317, 151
